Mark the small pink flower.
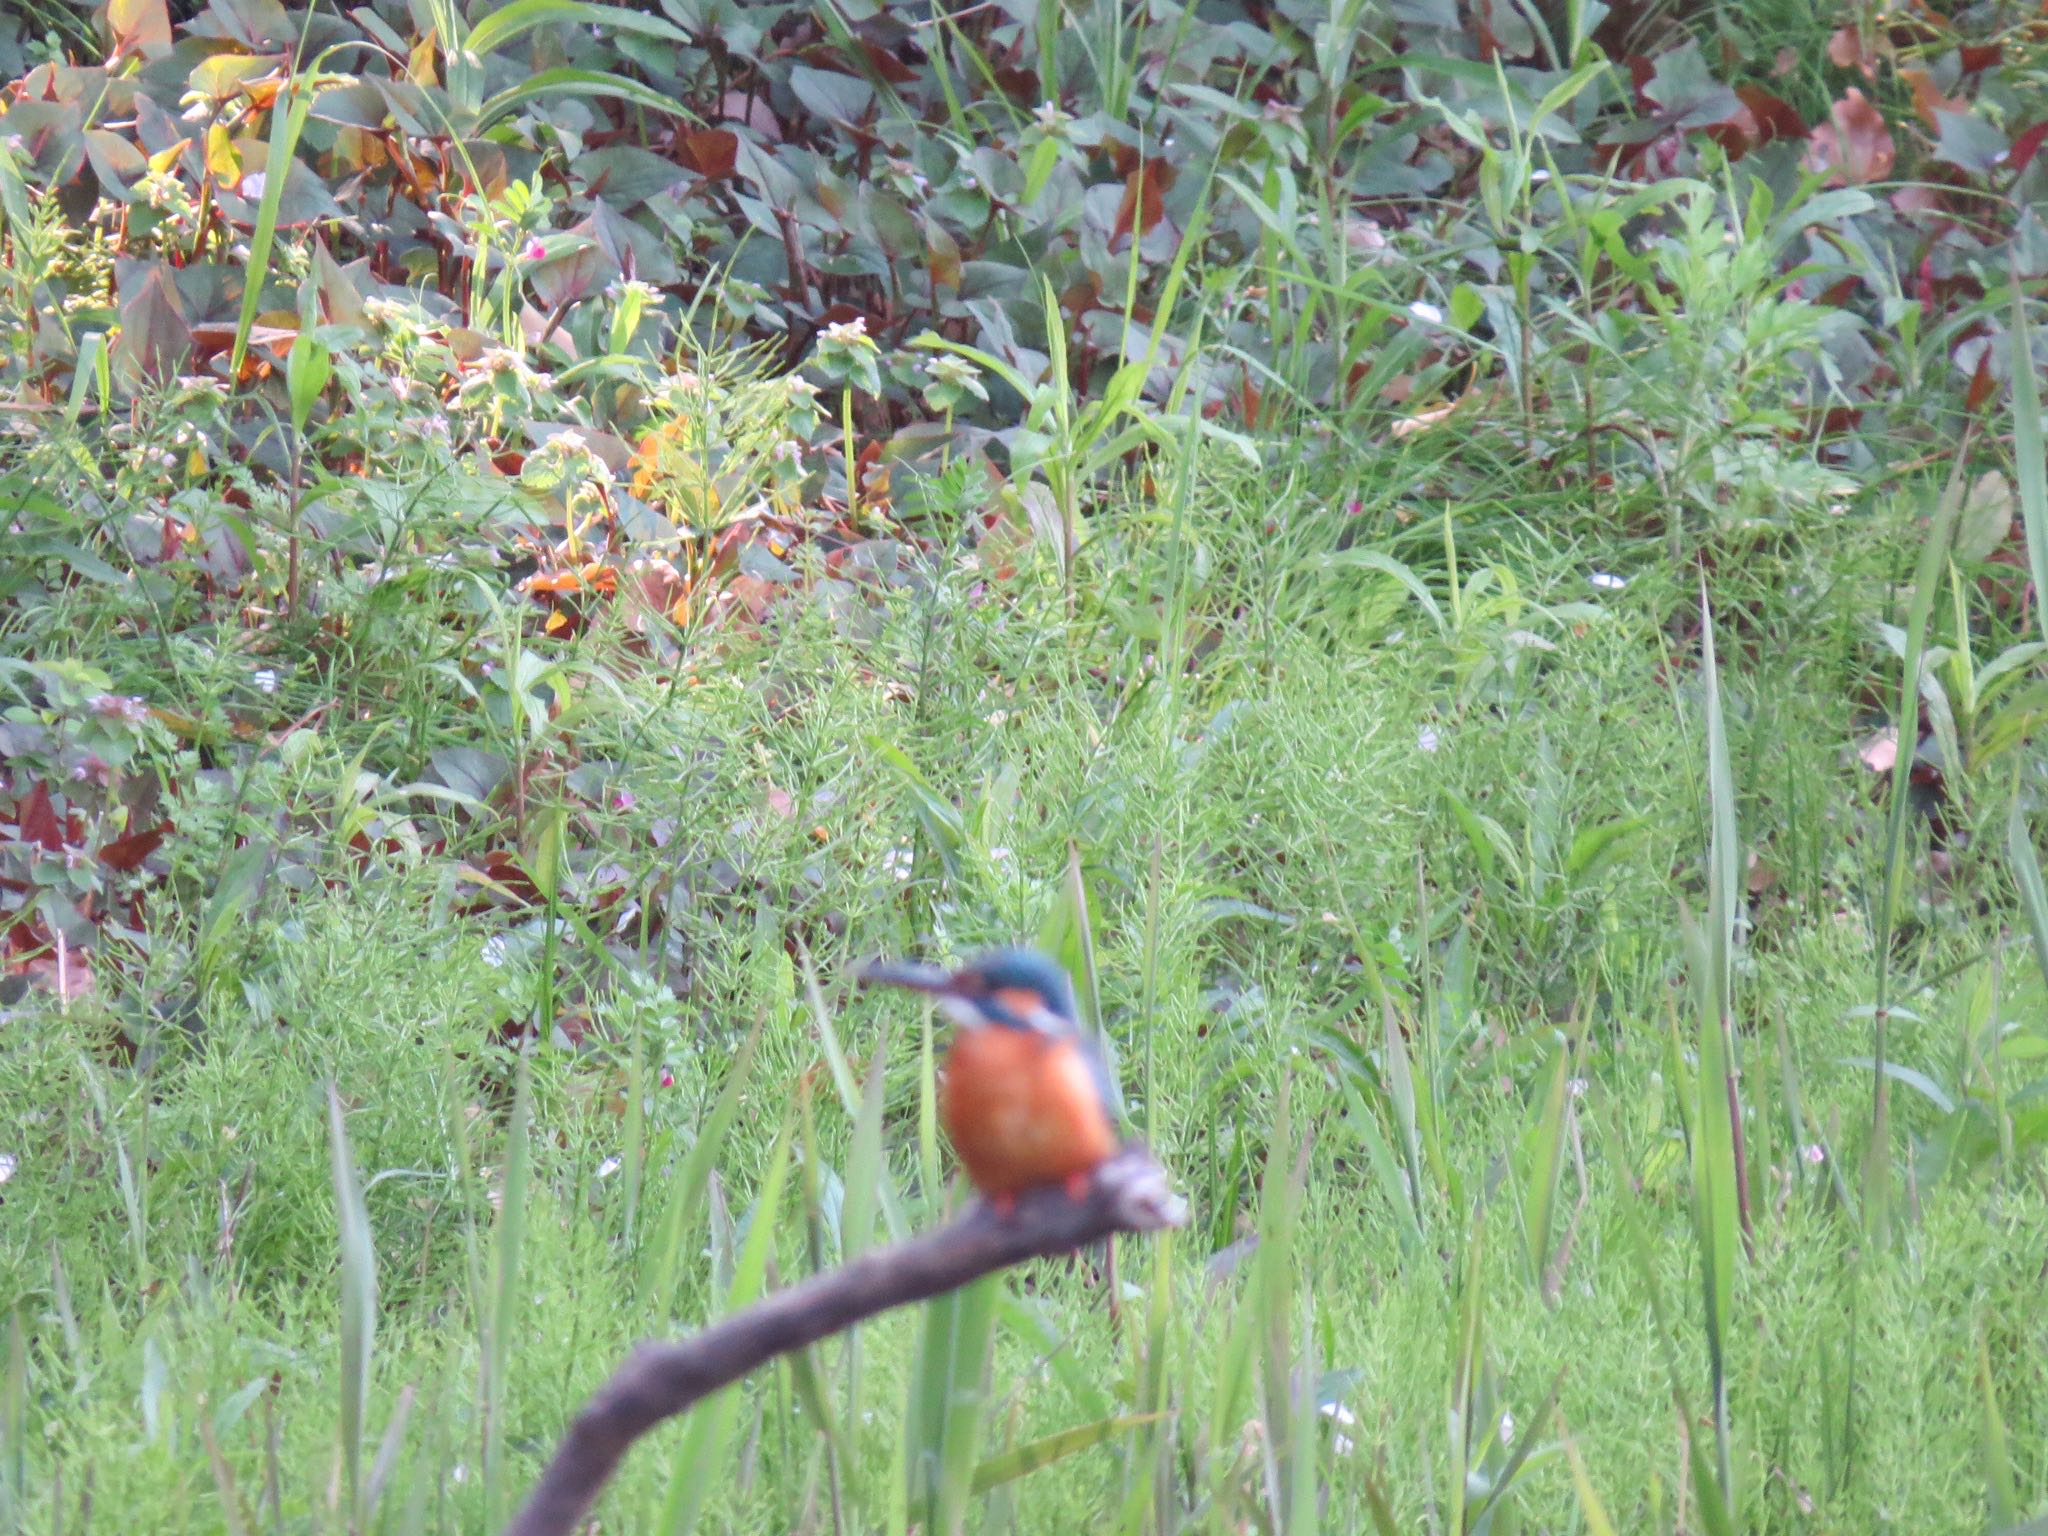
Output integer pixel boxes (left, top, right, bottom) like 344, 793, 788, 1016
659, 1069, 675, 1088
613, 789, 636, 811
524, 237, 547, 262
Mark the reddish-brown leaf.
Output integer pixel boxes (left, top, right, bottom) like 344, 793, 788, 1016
1965, 349, 1997, 414
1733, 86, 1804, 146
925, 216, 961, 292
98, 821, 170, 872
993, 66, 1038, 101
17, 782, 66, 852
1826, 25, 1873, 77
1112, 166, 1167, 247
720, 91, 780, 140
114, 262, 193, 387
2010, 122, 2048, 175
108, 0, 172, 60
24, 946, 94, 1001
858, 40, 919, 85
677, 128, 738, 179
1900, 68, 1963, 130
1624, 55, 1655, 105
479, 849, 543, 906
1805, 89, 1894, 185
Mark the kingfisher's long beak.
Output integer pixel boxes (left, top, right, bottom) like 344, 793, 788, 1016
857, 958, 960, 995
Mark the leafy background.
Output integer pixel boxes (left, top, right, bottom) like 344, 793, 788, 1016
3, 0, 2048, 1531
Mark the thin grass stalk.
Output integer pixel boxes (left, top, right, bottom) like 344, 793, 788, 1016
1867, 451, 1974, 1247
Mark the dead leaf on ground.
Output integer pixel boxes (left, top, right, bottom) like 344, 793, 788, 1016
1805, 90, 1895, 185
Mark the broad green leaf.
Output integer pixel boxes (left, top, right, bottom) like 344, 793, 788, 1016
465, 0, 689, 57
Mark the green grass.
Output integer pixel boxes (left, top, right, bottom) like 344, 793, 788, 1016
6, 423, 2048, 1533
5, 101, 2048, 1532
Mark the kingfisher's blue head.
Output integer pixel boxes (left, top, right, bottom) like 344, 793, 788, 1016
859, 948, 1078, 1031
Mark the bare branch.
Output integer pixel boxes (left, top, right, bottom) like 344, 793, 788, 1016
503, 1144, 1185, 1536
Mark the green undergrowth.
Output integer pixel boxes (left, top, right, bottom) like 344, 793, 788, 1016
5, 433, 2048, 1533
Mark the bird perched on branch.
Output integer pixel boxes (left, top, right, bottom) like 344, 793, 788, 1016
860, 949, 1121, 1212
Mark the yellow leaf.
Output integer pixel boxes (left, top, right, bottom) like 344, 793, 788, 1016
205, 123, 241, 184
408, 29, 439, 88
147, 139, 192, 177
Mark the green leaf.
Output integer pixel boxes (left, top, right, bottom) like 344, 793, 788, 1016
287, 332, 331, 436
231, 64, 332, 383
789, 63, 875, 124
873, 739, 965, 875
465, 0, 690, 58
971, 1414, 1166, 1493
1322, 549, 1446, 634
1564, 817, 1648, 880
1933, 109, 2008, 178
480, 68, 701, 130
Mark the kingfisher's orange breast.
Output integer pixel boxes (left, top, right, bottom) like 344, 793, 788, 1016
941, 1026, 1118, 1196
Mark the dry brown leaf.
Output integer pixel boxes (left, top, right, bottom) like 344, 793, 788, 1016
1805, 89, 1895, 185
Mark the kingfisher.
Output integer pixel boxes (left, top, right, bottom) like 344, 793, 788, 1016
860, 948, 1121, 1211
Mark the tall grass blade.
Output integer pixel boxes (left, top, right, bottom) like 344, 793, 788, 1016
2010, 279, 2047, 644
638, 1019, 764, 1312
326, 1084, 378, 1525
1868, 452, 1972, 1244
1519, 1041, 1570, 1295
925, 1274, 999, 1536
970, 1413, 1167, 1493
480, 1048, 535, 1532
0, 1310, 21, 1531
798, 944, 909, 1242
1697, 589, 1753, 1248
659, 1121, 794, 1536
2006, 796, 2048, 995
1979, 1334, 2021, 1527
230, 42, 330, 380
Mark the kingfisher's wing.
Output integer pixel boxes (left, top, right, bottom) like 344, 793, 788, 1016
1071, 1025, 1124, 1132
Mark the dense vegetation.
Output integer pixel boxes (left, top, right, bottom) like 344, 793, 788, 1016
2, 0, 2047, 1530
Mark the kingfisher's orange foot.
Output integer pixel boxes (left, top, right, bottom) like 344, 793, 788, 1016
1063, 1170, 1092, 1201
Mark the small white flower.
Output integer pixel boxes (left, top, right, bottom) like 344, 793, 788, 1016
1589, 571, 1627, 590
597, 1156, 622, 1179
1568, 1077, 1588, 1098
1417, 725, 1440, 754
0, 1150, 16, 1185
252, 669, 279, 695
1801, 1143, 1826, 1166
88, 693, 149, 724
1409, 301, 1444, 324
988, 846, 1013, 863
1499, 1409, 1515, 1445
